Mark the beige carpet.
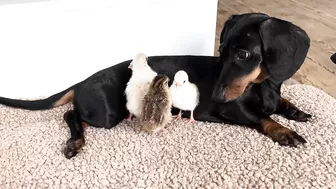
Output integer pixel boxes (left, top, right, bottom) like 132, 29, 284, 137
1, 84, 336, 189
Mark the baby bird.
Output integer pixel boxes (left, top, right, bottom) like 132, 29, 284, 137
140, 74, 172, 133
169, 70, 199, 123
125, 53, 157, 121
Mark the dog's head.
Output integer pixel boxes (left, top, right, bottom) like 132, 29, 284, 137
212, 13, 310, 103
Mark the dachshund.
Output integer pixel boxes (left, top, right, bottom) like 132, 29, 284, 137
0, 13, 312, 159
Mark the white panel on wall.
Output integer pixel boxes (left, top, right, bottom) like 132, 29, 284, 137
0, 0, 218, 98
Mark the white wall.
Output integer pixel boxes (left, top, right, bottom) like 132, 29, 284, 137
0, 0, 218, 98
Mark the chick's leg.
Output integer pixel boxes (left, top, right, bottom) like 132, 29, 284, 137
127, 113, 133, 121
174, 110, 182, 120
187, 110, 196, 124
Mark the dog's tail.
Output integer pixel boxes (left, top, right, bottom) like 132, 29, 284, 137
0, 87, 75, 110
331, 53, 336, 64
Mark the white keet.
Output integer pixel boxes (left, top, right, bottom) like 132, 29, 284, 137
169, 70, 199, 123
124, 53, 157, 120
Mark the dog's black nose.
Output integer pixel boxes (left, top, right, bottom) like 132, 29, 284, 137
331, 53, 336, 64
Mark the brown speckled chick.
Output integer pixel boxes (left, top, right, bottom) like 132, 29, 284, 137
140, 74, 172, 133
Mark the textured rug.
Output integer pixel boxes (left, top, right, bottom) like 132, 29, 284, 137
1, 84, 336, 189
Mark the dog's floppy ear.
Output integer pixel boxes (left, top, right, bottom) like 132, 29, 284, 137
258, 18, 310, 83
219, 13, 270, 52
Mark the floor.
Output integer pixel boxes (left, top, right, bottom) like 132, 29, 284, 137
214, 0, 336, 98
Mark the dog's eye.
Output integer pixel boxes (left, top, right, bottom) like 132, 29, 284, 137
237, 50, 250, 60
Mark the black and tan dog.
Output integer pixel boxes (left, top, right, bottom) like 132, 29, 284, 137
0, 13, 312, 159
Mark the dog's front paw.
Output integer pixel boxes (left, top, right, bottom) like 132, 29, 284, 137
269, 128, 307, 147
63, 138, 85, 159
286, 109, 312, 122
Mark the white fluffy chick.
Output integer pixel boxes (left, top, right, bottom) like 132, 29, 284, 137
125, 53, 157, 121
169, 70, 199, 123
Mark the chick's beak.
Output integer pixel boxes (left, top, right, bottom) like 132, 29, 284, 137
128, 65, 132, 70
175, 83, 182, 87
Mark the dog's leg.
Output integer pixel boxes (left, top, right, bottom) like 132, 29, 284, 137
276, 97, 312, 122
62, 110, 85, 159
258, 117, 307, 147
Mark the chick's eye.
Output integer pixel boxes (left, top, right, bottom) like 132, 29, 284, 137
237, 50, 250, 60
183, 81, 186, 83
